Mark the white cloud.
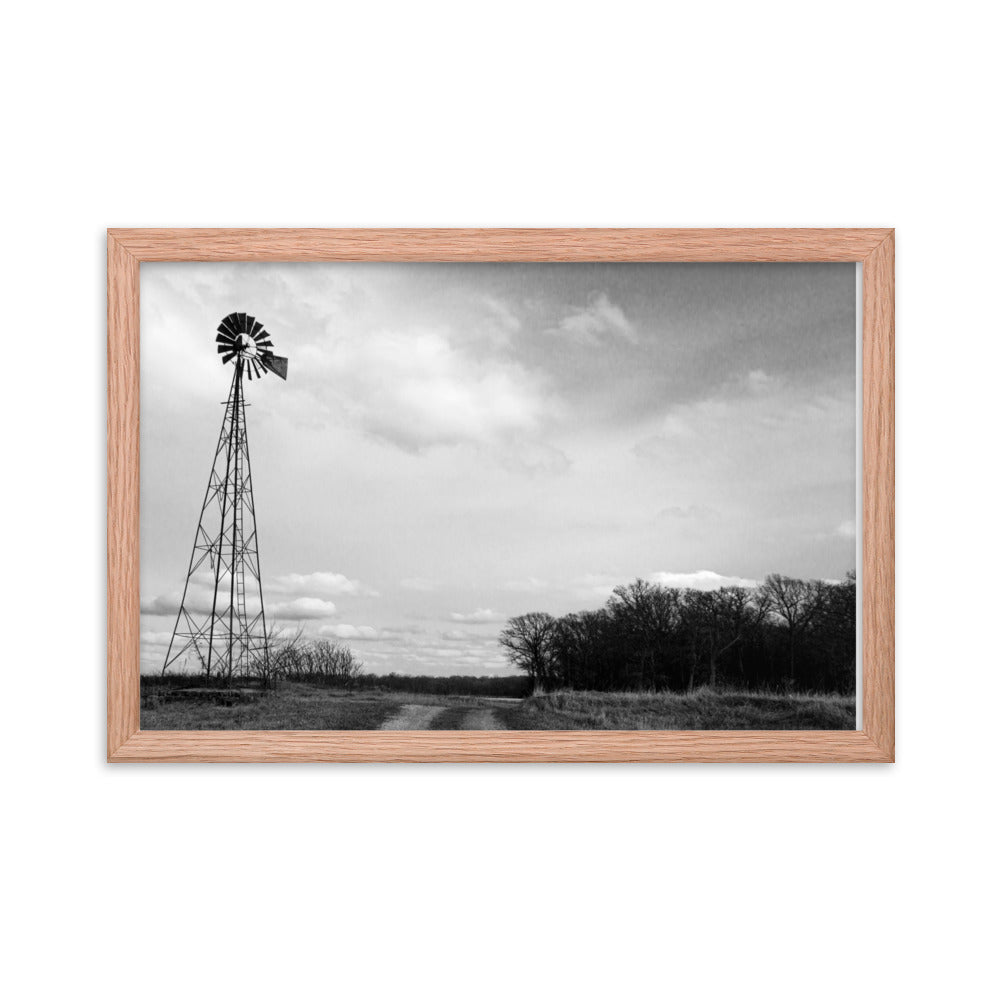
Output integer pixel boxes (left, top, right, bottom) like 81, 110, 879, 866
272, 597, 337, 620
513, 570, 761, 606
656, 504, 718, 520
836, 520, 856, 538
635, 374, 854, 493
318, 624, 378, 640
141, 569, 268, 620
481, 295, 521, 339
438, 629, 497, 643
548, 293, 637, 345
647, 570, 758, 591
323, 327, 550, 451
274, 571, 377, 598
400, 577, 437, 592
501, 577, 550, 592
140, 593, 183, 616
745, 369, 776, 392
143, 574, 363, 631
571, 574, 621, 602
140, 586, 218, 617
498, 440, 571, 477
449, 608, 503, 624
380, 624, 428, 637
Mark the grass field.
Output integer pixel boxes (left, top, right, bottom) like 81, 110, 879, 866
140, 684, 398, 730
502, 689, 855, 730
140, 680, 855, 730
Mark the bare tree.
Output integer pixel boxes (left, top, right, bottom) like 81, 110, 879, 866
609, 579, 681, 688
499, 613, 556, 690
248, 625, 303, 688
252, 628, 364, 687
811, 571, 857, 686
686, 587, 764, 689
761, 574, 822, 685
549, 609, 611, 689
312, 639, 364, 684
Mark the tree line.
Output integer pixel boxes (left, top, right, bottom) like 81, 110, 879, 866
498, 573, 856, 694
246, 632, 532, 697
351, 673, 531, 697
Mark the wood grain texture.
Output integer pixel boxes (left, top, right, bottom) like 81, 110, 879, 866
110, 730, 888, 764
107, 234, 140, 757
106, 228, 895, 763
108, 228, 890, 262
862, 233, 895, 760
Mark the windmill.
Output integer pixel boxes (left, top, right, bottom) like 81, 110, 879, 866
162, 312, 288, 683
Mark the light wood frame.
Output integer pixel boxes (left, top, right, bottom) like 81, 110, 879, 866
108, 229, 894, 763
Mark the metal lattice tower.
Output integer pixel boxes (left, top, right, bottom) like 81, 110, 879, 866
162, 313, 288, 682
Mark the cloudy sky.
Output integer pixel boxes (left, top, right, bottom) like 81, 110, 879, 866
139, 261, 858, 675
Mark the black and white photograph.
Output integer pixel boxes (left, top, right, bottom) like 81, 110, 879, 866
139, 261, 859, 731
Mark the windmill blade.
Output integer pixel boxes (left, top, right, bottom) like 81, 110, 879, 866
215, 332, 236, 345
219, 314, 240, 337
260, 354, 288, 380
255, 338, 273, 348
236, 312, 248, 332
217, 343, 236, 354
252, 358, 264, 379
221, 350, 238, 364
250, 320, 263, 337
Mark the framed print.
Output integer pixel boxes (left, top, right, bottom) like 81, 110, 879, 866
107, 228, 894, 762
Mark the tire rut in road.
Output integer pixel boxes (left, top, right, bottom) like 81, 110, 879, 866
380, 704, 446, 730
460, 709, 505, 730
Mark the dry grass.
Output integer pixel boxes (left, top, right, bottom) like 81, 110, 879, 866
498, 688, 856, 730
140, 681, 521, 731
140, 683, 398, 730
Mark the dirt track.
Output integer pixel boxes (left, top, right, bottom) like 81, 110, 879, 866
380, 704, 506, 730
380, 704, 445, 730
460, 709, 503, 730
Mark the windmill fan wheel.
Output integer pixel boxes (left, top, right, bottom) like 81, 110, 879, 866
215, 312, 288, 380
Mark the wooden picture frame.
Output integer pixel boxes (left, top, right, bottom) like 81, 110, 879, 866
108, 228, 894, 763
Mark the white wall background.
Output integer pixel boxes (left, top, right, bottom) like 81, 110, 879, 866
3, 2, 996, 997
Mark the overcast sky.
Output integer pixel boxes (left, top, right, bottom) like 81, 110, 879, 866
139, 262, 857, 675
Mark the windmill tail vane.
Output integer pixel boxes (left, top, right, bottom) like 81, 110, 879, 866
162, 313, 288, 684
